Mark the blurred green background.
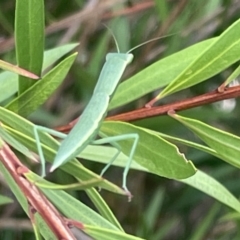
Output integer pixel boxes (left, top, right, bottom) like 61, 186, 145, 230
0, 0, 240, 239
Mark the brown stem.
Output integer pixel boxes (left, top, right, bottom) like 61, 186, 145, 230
107, 86, 240, 122
0, 141, 77, 239
55, 85, 240, 133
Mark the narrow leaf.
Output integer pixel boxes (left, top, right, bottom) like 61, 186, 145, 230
218, 64, 240, 91
0, 124, 37, 162
41, 188, 121, 231
101, 121, 196, 179
0, 195, 13, 205
42, 43, 79, 70
15, 0, 44, 93
180, 171, 240, 213
109, 38, 216, 110
0, 43, 78, 103
159, 18, 240, 99
0, 106, 127, 195
32, 224, 42, 240
6, 53, 77, 116
0, 71, 19, 103
84, 225, 144, 240
0, 136, 123, 237
153, 131, 221, 160
85, 188, 124, 230
0, 163, 56, 239
80, 145, 147, 171
170, 113, 240, 169
26, 171, 103, 190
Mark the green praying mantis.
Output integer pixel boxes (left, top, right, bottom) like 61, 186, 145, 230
34, 44, 138, 198
33, 33, 171, 198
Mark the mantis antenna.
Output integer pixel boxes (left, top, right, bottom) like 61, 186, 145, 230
103, 23, 120, 53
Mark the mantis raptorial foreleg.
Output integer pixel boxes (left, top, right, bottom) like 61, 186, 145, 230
33, 126, 67, 177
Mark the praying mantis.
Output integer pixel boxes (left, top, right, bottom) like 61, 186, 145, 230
34, 41, 141, 197
33, 33, 172, 197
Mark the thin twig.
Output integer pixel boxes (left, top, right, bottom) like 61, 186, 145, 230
55, 85, 240, 133
107, 86, 240, 122
0, 141, 78, 239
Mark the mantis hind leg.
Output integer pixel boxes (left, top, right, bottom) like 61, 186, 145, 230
93, 133, 139, 199
33, 126, 67, 177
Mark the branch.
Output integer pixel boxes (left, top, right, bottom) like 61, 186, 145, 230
107, 85, 240, 122
55, 85, 240, 133
0, 140, 78, 239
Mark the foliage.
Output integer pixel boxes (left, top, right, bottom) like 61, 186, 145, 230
0, 0, 240, 239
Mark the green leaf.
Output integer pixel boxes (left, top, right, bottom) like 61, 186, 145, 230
32, 223, 42, 240
0, 124, 37, 161
159, 18, 240, 99
27, 170, 122, 230
26, 171, 103, 190
0, 71, 19, 103
101, 121, 196, 179
6, 53, 77, 116
85, 188, 124, 230
0, 106, 127, 196
41, 188, 122, 231
83, 225, 144, 240
0, 163, 56, 239
154, 131, 222, 161
219, 63, 240, 90
15, 0, 44, 93
80, 145, 147, 172
170, 113, 240, 169
42, 43, 79, 70
0, 194, 13, 205
109, 38, 216, 110
180, 170, 240, 213
0, 127, 124, 238
0, 43, 79, 104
